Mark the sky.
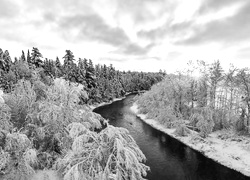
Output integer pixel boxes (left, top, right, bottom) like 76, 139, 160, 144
0, 0, 250, 73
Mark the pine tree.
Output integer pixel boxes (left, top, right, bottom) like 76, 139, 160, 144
21, 50, 26, 62
0, 48, 4, 71
55, 57, 61, 69
62, 50, 76, 81
55, 57, 62, 77
14, 57, 18, 64
2, 50, 12, 72
44, 58, 50, 74
85, 59, 96, 88
27, 50, 31, 65
76, 58, 86, 84
31, 47, 43, 68
63, 50, 75, 68
83, 58, 88, 70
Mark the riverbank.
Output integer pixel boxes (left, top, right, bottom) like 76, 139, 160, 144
90, 91, 143, 110
131, 102, 250, 177
89, 97, 126, 110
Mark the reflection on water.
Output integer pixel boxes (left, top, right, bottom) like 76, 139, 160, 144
94, 94, 250, 180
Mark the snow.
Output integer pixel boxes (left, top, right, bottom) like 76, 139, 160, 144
31, 170, 62, 180
90, 97, 126, 110
131, 102, 250, 177
0, 89, 5, 104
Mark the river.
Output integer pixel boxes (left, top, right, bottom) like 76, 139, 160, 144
93, 93, 250, 180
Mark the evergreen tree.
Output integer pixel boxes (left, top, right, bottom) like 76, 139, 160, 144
55, 56, 61, 69
27, 50, 31, 65
31, 47, 43, 68
43, 58, 50, 74
2, 50, 12, 72
14, 57, 18, 64
76, 58, 86, 84
85, 59, 96, 88
0, 48, 4, 71
63, 50, 75, 68
63, 50, 76, 81
21, 50, 26, 62
83, 58, 88, 70
55, 56, 62, 77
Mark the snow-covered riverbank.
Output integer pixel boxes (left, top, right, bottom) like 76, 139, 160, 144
90, 97, 126, 110
90, 91, 141, 110
131, 102, 250, 177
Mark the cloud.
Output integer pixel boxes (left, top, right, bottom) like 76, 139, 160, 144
56, 11, 155, 56
114, 0, 169, 24
237, 47, 250, 60
176, 2, 250, 45
100, 57, 128, 63
0, 0, 20, 18
137, 21, 193, 41
58, 13, 130, 46
112, 42, 155, 55
199, 0, 241, 14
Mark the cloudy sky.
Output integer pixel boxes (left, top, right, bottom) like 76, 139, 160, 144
0, 0, 250, 72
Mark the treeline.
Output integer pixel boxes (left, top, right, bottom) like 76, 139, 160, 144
0, 48, 165, 104
136, 60, 250, 137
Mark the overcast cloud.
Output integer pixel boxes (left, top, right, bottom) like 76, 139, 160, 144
0, 0, 250, 72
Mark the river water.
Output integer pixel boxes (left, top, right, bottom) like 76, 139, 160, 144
93, 93, 250, 180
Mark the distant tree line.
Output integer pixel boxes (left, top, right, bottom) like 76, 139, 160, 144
0, 47, 165, 104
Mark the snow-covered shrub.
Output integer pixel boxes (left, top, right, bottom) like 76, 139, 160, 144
0, 103, 12, 133
157, 106, 179, 128
136, 75, 193, 128
196, 107, 214, 138
66, 122, 87, 139
212, 109, 233, 131
190, 133, 205, 144
55, 125, 149, 180
4, 80, 36, 129
0, 148, 10, 174
174, 125, 190, 137
5, 133, 31, 153
1, 133, 37, 179
33, 80, 47, 101
189, 112, 203, 128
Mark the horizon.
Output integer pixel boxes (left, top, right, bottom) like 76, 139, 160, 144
1, 0, 250, 73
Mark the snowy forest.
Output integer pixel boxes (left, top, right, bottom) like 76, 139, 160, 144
136, 60, 250, 136
0, 47, 164, 179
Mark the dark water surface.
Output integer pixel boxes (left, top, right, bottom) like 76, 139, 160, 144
94, 93, 250, 180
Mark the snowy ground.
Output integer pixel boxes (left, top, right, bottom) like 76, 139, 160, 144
131, 103, 250, 177
31, 170, 62, 180
89, 97, 125, 110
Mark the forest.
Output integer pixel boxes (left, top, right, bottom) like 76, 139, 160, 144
136, 60, 250, 137
0, 47, 165, 179
0, 48, 164, 104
